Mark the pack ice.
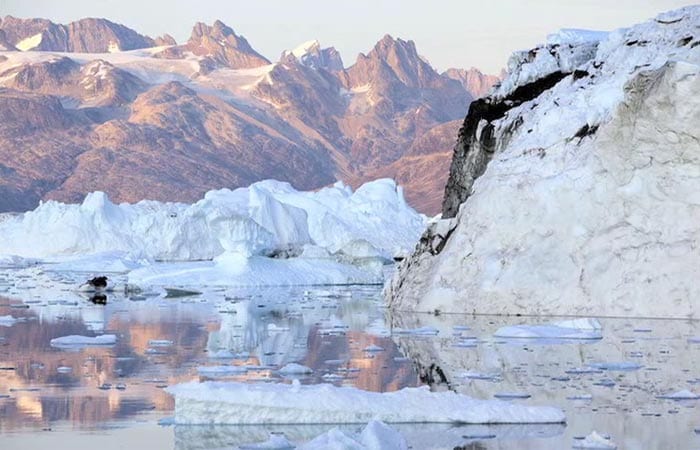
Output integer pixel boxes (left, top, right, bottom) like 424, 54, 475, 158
388, 6, 700, 318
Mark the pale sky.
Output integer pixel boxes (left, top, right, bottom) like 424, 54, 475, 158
1, 0, 697, 73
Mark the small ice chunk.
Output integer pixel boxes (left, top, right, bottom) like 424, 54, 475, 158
656, 390, 700, 400
50, 334, 117, 348
587, 362, 642, 371
394, 326, 439, 336
572, 431, 617, 449
197, 365, 248, 376
495, 318, 602, 340
363, 344, 384, 352
0, 315, 22, 327
278, 363, 313, 375
494, 392, 531, 400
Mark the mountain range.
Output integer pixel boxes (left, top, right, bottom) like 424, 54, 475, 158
0, 16, 500, 214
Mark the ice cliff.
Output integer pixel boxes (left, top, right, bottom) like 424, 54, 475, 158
387, 7, 700, 318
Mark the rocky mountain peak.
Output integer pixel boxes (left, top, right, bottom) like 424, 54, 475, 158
154, 33, 177, 47
282, 40, 344, 71
184, 20, 270, 69
443, 67, 502, 98
347, 34, 441, 89
0, 16, 154, 52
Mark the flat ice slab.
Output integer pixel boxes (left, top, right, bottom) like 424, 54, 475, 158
50, 334, 117, 348
166, 380, 565, 425
494, 318, 602, 340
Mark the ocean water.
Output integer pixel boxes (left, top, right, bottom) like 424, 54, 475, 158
0, 265, 698, 449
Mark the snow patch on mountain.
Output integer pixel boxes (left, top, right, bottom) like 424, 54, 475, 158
15, 33, 42, 51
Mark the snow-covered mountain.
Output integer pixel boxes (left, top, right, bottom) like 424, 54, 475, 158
387, 6, 700, 318
0, 17, 500, 215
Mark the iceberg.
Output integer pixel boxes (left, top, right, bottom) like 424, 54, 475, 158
388, 6, 700, 318
166, 380, 565, 425
0, 179, 423, 262
50, 334, 117, 348
0, 179, 424, 288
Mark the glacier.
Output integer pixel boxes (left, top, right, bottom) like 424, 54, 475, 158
388, 6, 700, 318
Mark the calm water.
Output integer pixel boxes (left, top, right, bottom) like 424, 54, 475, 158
0, 264, 699, 449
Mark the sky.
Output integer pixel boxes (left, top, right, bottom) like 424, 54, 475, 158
1, 0, 697, 73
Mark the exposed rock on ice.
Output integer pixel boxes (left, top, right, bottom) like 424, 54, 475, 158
166, 380, 565, 425
49, 334, 117, 348
388, 6, 700, 318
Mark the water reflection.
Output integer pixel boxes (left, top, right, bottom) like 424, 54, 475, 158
2, 264, 700, 449
173, 423, 566, 450
0, 267, 418, 435
390, 312, 700, 449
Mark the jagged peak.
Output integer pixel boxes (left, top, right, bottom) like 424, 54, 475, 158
291, 39, 321, 57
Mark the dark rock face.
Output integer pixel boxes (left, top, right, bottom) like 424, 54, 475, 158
441, 71, 570, 218
0, 29, 16, 50
0, 16, 154, 52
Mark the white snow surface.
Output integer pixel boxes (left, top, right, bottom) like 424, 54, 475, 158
49, 334, 117, 348
166, 380, 565, 425
15, 33, 42, 51
388, 6, 700, 318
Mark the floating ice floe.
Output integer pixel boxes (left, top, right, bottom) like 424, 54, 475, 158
656, 390, 700, 400
0, 315, 22, 327
50, 334, 117, 348
394, 326, 440, 336
572, 431, 617, 449
166, 380, 565, 424
197, 365, 253, 376
586, 362, 642, 371
278, 363, 313, 375
494, 318, 603, 341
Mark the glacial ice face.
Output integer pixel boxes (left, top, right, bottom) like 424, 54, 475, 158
388, 6, 700, 318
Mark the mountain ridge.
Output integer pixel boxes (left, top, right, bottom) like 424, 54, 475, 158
0, 16, 500, 215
